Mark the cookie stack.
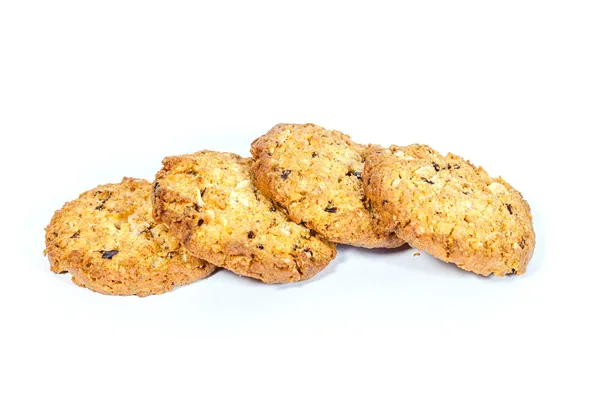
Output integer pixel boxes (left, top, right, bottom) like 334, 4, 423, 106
45, 123, 535, 296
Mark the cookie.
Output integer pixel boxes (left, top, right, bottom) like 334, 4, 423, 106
153, 150, 337, 283
363, 144, 535, 276
250, 123, 403, 248
44, 178, 217, 296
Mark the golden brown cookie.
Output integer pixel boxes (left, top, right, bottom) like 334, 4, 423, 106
153, 150, 337, 283
250, 123, 403, 248
363, 144, 535, 276
44, 178, 217, 296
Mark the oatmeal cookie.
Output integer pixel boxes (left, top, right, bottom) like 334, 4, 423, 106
44, 178, 216, 296
363, 144, 535, 276
153, 151, 337, 283
250, 123, 403, 248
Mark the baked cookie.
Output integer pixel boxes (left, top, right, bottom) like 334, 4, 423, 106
250, 123, 403, 248
153, 151, 337, 283
363, 144, 535, 276
44, 178, 217, 296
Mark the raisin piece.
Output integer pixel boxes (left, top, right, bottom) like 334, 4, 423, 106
247, 231, 255, 239
197, 218, 204, 226
324, 205, 337, 213
280, 170, 291, 180
507, 204, 513, 214
101, 250, 118, 259
432, 162, 440, 172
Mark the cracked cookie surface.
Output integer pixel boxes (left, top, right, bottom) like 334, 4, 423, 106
153, 150, 337, 283
251, 123, 403, 248
363, 144, 535, 276
44, 178, 217, 296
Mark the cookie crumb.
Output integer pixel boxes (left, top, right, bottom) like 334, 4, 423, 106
413, 252, 421, 257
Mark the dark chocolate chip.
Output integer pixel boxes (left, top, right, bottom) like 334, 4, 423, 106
280, 169, 291, 180
197, 218, 204, 226
94, 203, 105, 210
432, 162, 440, 172
201, 188, 207, 197
256, 244, 264, 250
269, 206, 277, 212
382, 200, 388, 206
101, 250, 119, 260
311, 152, 318, 158
70, 231, 80, 239
324, 205, 337, 213
267, 152, 272, 156
519, 239, 526, 249
421, 177, 434, 184
507, 204, 513, 214
194, 203, 202, 212
511, 268, 517, 274
153, 181, 159, 194
247, 231, 255, 239
454, 164, 461, 169
304, 248, 313, 257
346, 171, 362, 178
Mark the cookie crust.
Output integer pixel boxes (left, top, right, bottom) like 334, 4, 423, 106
363, 145, 535, 276
153, 151, 337, 283
251, 123, 403, 248
44, 178, 216, 296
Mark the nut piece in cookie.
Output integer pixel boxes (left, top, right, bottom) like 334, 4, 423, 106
153, 150, 337, 284
44, 178, 217, 296
250, 123, 403, 248
363, 144, 535, 276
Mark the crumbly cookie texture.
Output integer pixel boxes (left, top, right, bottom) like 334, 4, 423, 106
153, 150, 337, 283
44, 178, 217, 296
250, 123, 403, 248
363, 144, 535, 276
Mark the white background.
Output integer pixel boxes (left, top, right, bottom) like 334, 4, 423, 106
1, 1, 598, 399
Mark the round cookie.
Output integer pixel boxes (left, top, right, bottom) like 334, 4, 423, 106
363, 144, 535, 276
250, 123, 403, 248
153, 150, 337, 284
44, 178, 217, 296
